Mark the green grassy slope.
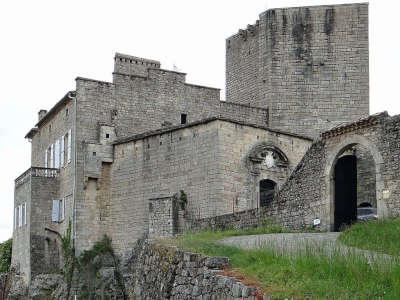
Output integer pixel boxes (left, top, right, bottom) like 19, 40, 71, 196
169, 220, 400, 299
339, 218, 400, 256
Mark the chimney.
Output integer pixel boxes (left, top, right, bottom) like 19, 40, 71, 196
38, 110, 47, 122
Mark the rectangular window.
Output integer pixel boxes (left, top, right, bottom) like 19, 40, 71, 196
52, 200, 60, 222
44, 150, 48, 168
181, 113, 187, 125
67, 129, 72, 163
54, 139, 60, 169
52, 199, 65, 222
60, 136, 65, 166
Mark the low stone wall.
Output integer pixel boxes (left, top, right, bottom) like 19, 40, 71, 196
187, 207, 272, 232
127, 240, 262, 299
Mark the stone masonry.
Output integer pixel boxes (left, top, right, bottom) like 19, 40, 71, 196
188, 113, 400, 233
226, 3, 369, 137
11, 4, 389, 297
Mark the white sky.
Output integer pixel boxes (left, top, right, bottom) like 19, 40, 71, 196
0, 0, 399, 243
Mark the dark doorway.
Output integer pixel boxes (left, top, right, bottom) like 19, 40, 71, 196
334, 155, 357, 231
181, 113, 187, 125
260, 179, 276, 207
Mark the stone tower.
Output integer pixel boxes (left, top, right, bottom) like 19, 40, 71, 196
226, 3, 369, 137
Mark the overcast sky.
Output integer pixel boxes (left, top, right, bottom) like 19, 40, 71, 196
0, 0, 399, 243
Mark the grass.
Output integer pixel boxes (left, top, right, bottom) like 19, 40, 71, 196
339, 218, 400, 256
167, 221, 400, 299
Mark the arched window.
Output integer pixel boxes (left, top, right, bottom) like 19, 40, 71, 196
260, 179, 276, 207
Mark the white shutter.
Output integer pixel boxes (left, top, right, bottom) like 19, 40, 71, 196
24, 203, 27, 225
50, 144, 54, 168
18, 205, 22, 227
55, 139, 61, 168
21, 203, 25, 226
16, 206, 19, 228
59, 198, 65, 221
52, 200, 60, 222
67, 129, 72, 163
60, 135, 64, 166
14, 207, 17, 229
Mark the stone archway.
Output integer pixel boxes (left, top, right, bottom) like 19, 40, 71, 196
324, 135, 384, 231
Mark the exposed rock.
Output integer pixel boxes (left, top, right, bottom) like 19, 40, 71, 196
28, 274, 66, 300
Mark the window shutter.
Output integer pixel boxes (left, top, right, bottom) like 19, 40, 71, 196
55, 140, 60, 168
24, 203, 27, 225
50, 144, 54, 168
52, 200, 60, 222
14, 207, 17, 229
16, 206, 19, 228
45, 150, 48, 168
60, 135, 64, 166
59, 198, 64, 221
21, 203, 25, 226
18, 205, 22, 227
67, 129, 72, 163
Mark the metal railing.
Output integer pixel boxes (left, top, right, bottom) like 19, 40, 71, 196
15, 167, 59, 187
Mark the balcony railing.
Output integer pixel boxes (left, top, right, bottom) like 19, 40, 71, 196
15, 167, 59, 188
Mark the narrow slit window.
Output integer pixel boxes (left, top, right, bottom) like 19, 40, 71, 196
181, 113, 187, 125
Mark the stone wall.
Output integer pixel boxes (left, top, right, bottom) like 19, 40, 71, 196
109, 120, 221, 253
356, 146, 376, 207
219, 101, 269, 126
11, 178, 31, 284
72, 72, 277, 254
188, 206, 273, 232
226, 22, 260, 106
29, 175, 61, 278
30, 92, 75, 238
217, 121, 311, 213
226, 3, 369, 137
109, 118, 311, 252
12, 170, 61, 284
188, 113, 400, 232
148, 197, 178, 238
379, 114, 400, 215
6, 239, 264, 299
127, 241, 261, 299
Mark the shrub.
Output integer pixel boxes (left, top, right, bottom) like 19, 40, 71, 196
0, 239, 12, 273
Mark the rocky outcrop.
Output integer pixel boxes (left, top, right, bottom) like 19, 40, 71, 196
28, 274, 66, 300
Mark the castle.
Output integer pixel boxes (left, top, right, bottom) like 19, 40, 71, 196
12, 2, 400, 286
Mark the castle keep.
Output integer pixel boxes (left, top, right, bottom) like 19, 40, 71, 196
11, 2, 400, 288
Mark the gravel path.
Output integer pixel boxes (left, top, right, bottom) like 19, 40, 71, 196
219, 232, 392, 262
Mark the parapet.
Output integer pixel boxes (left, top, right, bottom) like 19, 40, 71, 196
114, 53, 161, 78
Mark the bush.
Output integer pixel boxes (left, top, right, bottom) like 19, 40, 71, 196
0, 239, 12, 273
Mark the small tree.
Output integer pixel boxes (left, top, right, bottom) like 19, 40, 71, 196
0, 239, 12, 273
